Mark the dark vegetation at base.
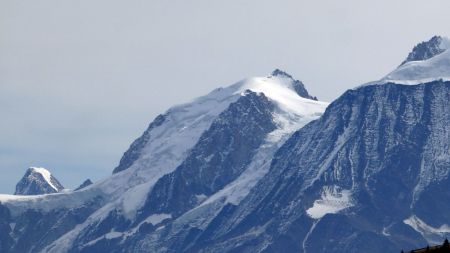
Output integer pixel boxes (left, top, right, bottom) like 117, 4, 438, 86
403, 239, 450, 253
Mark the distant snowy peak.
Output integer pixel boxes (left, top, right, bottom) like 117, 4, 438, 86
271, 68, 294, 78
401, 36, 450, 66
270, 69, 318, 100
14, 167, 64, 195
377, 36, 450, 85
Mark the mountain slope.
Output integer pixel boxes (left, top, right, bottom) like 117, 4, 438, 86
0, 70, 327, 253
147, 37, 449, 253
14, 167, 64, 195
43, 73, 327, 253
193, 81, 449, 253
105, 37, 449, 253
381, 36, 450, 84
400, 36, 450, 65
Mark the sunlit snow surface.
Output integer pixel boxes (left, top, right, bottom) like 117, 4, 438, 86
28, 167, 60, 191
382, 48, 450, 84
306, 186, 353, 219
198, 76, 327, 207
361, 37, 450, 86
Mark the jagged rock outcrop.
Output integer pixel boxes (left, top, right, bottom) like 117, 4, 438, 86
401, 36, 450, 65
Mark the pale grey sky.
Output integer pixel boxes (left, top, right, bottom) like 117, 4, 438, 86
1, 0, 449, 193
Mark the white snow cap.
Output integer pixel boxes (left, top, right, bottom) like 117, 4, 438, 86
29, 167, 59, 191
232, 75, 325, 116
380, 36, 450, 85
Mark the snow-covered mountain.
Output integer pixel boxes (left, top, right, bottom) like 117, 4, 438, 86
381, 36, 450, 84
400, 36, 450, 66
14, 167, 64, 195
0, 36, 449, 253
0, 70, 327, 253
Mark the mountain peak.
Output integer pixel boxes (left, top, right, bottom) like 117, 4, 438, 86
271, 68, 294, 79
268, 69, 317, 100
401, 36, 450, 66
14, 167, 64, 195
378, 35, 450, 85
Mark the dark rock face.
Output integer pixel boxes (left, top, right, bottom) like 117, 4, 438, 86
74, 179, 93, 191
140, 91, 276, 218
118, 81, 448, 253
63, 90, 278, 253
0, 204, 14, 253
14, 167, 64, 195
0, 193, 103, 253
66, 82, 450, 253
187, 81, 449, 253
112, 114, 166, 174
401, 36, 447, 65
